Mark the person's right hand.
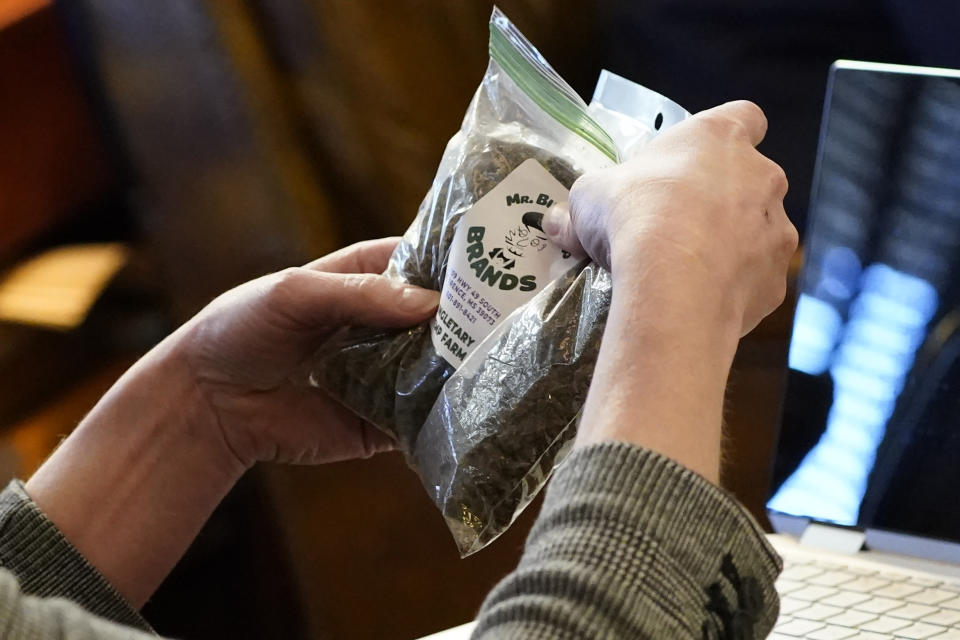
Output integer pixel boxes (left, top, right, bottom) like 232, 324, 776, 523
545, 100, 798, 337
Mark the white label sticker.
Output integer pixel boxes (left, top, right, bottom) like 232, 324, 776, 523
430, 159, 576, 368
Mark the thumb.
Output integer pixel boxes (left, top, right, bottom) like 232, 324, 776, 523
270, 269, 440, 330
543, 203, 586, 259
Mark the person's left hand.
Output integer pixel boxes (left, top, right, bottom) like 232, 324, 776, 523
170, 237, 439, 468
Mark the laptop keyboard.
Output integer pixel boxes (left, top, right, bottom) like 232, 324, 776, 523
772, 552, 960, 639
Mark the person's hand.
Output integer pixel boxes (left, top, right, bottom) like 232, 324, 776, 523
545, 100, 798, 337
25, 237, 438, 607
172, 237, 439, 468
547, 101, 798, 481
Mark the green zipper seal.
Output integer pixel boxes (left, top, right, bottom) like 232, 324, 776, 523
489, 14, 620, 163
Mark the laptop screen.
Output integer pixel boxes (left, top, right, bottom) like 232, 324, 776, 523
767, 61, 960, 544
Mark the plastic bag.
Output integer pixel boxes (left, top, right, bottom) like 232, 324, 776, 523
588, 69, 689, 160
308, 7, 687, 555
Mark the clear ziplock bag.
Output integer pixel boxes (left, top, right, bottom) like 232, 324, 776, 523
588, 69, 689, 160
307, 7, 686, 555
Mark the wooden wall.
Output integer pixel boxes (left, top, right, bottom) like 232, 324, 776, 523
0, 1, 113, 263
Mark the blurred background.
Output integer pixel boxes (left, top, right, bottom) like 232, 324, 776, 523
1, 0, 958, 638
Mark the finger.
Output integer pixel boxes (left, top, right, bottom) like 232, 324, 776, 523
296, 389, 398, 461
700, 100, 768, 146
272, 269, 440, 330
543, 202, 587, 258
247, 385, 397, 465
303, 237, 401, 274
769, 200, 800, 259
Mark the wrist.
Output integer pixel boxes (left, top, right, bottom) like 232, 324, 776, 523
95, 332, 251, 481
25, 336, 246, 606
610, 241, 742, 350
575, 255, 741, 482
155, 333, 253, 476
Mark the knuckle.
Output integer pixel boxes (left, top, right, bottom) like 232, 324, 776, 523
783, 222, 800, 254
266, 267, 307, 302
733, 100, 767, 128
570, 171, 604, 207
726, 116, 749, 140
718, 100, 767, 142
770, 163, 789, 196
697, 112, 733, 138
568, 175, 590, 212
699, 111, 752, 143
569, 171, 616, 224
732, 99, 766, 122
342, 272, 375, 297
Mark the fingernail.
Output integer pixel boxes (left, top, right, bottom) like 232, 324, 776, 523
543, 204, 566, 237
399, 286, 441, 313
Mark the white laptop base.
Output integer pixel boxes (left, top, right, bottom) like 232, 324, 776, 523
418, 534, 960, 639
771, 534, 960, 639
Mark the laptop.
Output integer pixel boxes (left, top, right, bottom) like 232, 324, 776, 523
766, 60, 960, 639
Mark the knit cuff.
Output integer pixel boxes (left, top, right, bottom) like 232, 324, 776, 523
0, 480, 152, 632
535, 442, 781, 635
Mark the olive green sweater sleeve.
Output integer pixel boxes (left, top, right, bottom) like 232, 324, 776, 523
473, 442, 783, 639
0, 480, 153, 637
0, 569, 157, 640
